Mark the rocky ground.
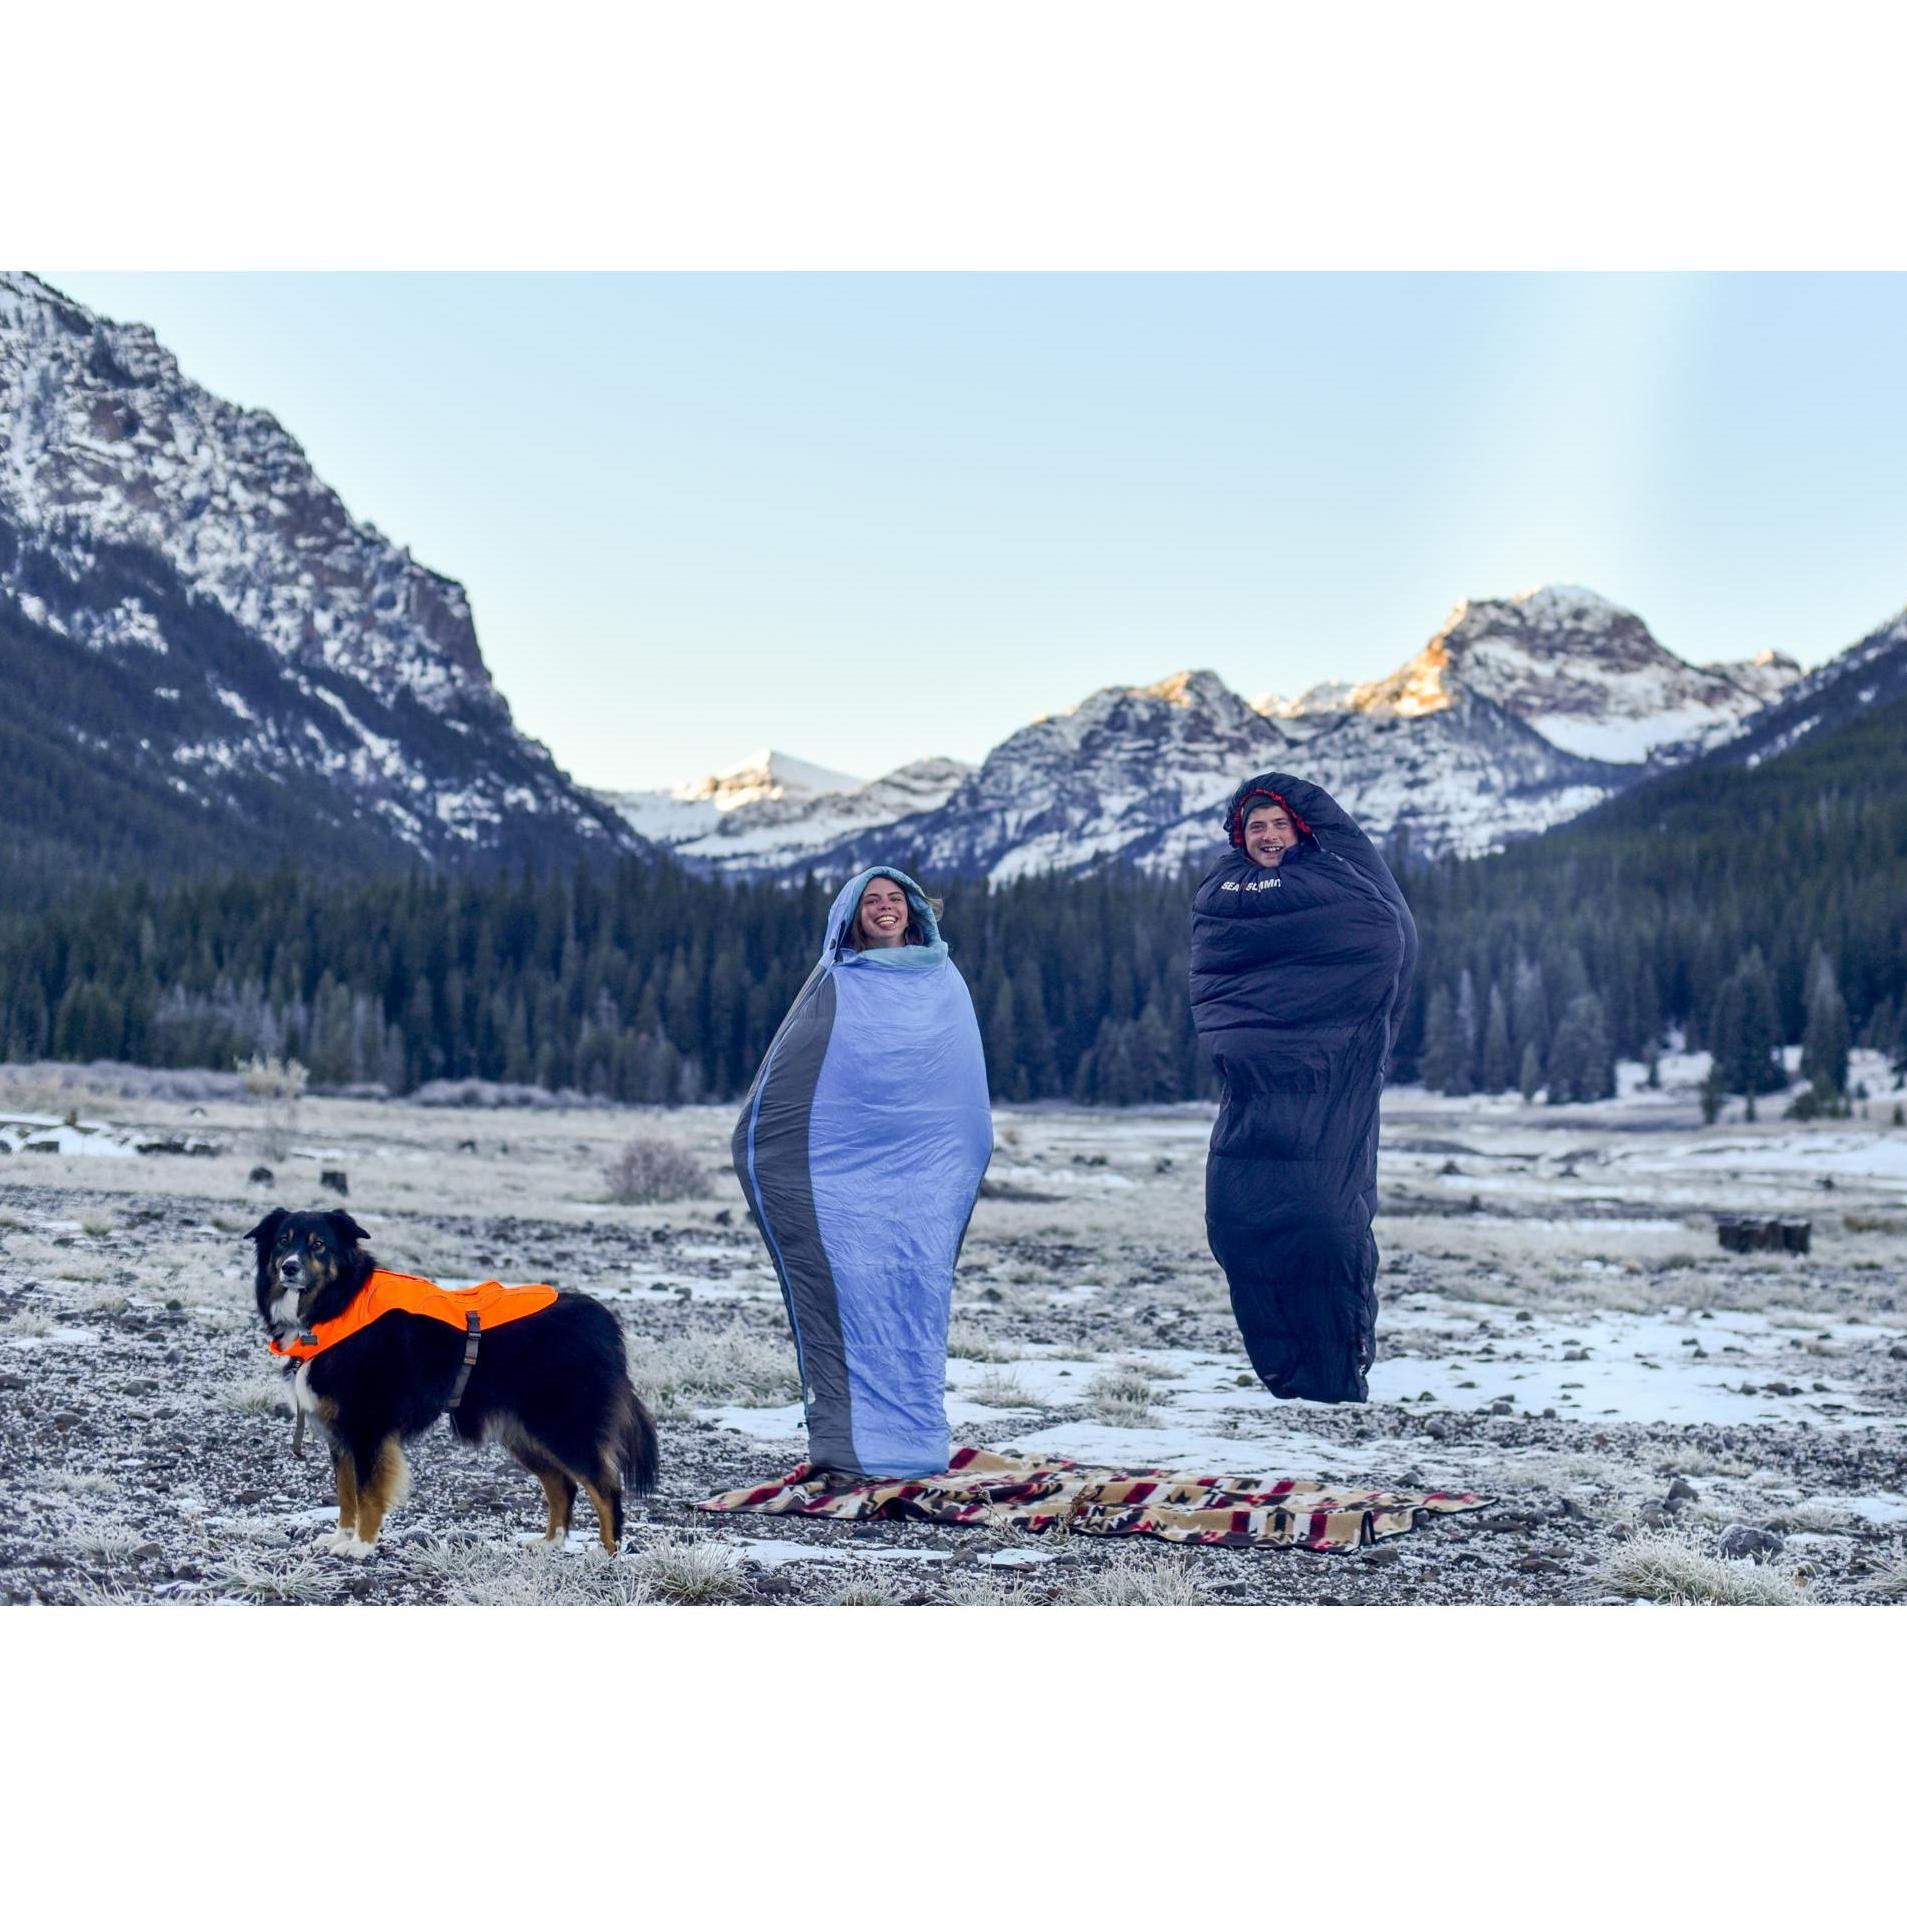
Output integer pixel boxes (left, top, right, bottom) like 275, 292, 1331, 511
2, 1058, 1904, 1607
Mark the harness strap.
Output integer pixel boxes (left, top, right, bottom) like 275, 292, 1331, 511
290, 1327, 317, 1459
445, 1310, 482, 1411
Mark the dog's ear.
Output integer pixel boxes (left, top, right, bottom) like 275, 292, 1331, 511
244, 1209, 288, 1247
328, 1209, 369, 1245
244, 1208, 288, 1279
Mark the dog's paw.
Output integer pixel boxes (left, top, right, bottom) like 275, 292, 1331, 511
330, 1536, 377, 1561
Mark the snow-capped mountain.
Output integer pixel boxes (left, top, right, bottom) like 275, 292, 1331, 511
600, 750, 971, 870
619, 589, 1806, 880
0, 271, 637, 889
1709, 600, 1907, 771
1265, 586, 1799, 765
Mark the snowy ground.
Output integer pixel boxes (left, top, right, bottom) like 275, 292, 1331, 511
2, 1055, 1904, 1606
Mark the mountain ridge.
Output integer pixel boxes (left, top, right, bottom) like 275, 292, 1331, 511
0, 271, 641, 896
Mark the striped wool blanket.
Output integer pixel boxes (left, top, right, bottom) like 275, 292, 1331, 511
698, 1447, 1488, 1553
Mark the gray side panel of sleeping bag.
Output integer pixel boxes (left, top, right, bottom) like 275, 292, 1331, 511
730, 969, 857, 1469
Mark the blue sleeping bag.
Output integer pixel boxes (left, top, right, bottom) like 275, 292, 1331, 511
1190, 774, 1417, 1404
733, 867, 994, 1477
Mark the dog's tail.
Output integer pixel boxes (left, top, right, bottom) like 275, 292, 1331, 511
619, 1383, 661, 1499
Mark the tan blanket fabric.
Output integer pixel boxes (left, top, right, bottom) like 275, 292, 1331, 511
698, 1446, 1488, 1553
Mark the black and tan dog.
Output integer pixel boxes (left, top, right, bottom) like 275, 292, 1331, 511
249, 1208, 659, 1558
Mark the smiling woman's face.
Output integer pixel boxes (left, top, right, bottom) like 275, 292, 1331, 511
857, 878, 910, 948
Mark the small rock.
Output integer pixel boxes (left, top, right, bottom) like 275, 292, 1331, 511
248, 1166, 276, 1186
122, 1378, 158, 1396
1665, 1476, 1699, 1505
1563, 1348, 1590, 1363
0, 1374, 27, 1392
1515, 1310, 1533, 1322
1718, 1524, 1784, 1560
320, 1169, 349, 1195
1234, 1373, 1256, 1388
1489, 1400, 1513, 1416
1514, 1554, 1565, 1573
1887, 1344, 1907, 1363
1360, 1547, 1400, 1566
131, 1541, 164, 1561
52, 1411, 84, 1430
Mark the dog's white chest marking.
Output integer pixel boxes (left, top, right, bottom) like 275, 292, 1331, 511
270, 1289, 302, 1332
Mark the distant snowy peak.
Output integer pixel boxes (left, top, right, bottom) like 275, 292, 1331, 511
1705, 648, 1806, 700
1722, 602, 1907, 771
671, 748, 863, 811
1268, 585, 1796, 765
600, 752, 972, 870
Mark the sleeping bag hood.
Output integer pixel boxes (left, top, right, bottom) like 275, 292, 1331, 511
1191, 773, 1417, 1403
732, 867, 993, 1477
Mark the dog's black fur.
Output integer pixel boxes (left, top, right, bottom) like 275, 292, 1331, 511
249, 1207, 659, 1556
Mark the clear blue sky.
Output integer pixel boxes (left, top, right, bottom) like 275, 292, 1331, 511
53, 272, 1907, 790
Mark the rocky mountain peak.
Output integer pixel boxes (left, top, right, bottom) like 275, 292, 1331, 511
1, 273, 634, 888
0, 270, 498, 719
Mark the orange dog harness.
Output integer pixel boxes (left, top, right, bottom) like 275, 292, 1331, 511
268, 1268, 559, 1363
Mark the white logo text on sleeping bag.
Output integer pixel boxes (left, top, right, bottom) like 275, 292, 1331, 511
1221, 877, 1282, 892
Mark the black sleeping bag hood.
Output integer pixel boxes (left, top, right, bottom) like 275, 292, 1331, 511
1190, 772, 1418, 1403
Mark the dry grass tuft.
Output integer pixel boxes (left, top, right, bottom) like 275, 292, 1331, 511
31, 1469, 116, 1498
624, 1321, 798, 1419
1063, 1551, 1211, 1605
212, 1555, 336, 1604
937, 1574, 1040, 1606
968, 1368, 1049, 1410
0, 1309, 58, 1339
946, 1326, 1013, 1363
818, 1567, 908, 1606
223, 1374, 295, 1418
412, 1539, 658, 1606
1766, 1499, 1864, 1535
641, 1539, 744, 1604
1083, 1369, 1159, 1429
1599, 1532, 1814, 1606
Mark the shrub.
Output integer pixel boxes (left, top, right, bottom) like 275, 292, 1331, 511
605, 1133, 712, 1204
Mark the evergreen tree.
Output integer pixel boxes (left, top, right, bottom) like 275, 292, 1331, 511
1518, 1039, 1542, 1103
1548, 992, 1616, 1103
1421, 986, 1463, 1095
1480, 984, 1513, 1094
1800, 945, 1851, 1095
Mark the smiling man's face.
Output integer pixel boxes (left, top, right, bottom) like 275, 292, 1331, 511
1243, 803, 1298, 869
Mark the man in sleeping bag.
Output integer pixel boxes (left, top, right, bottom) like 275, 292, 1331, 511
733, 867, 993, 1479
1190, 774, 1417, 1404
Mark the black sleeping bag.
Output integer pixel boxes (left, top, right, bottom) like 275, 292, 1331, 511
1190, 772, 1418, 1403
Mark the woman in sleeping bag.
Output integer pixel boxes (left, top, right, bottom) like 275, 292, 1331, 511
1190, 774, 1417, 1404
733, 867, 993, 1478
